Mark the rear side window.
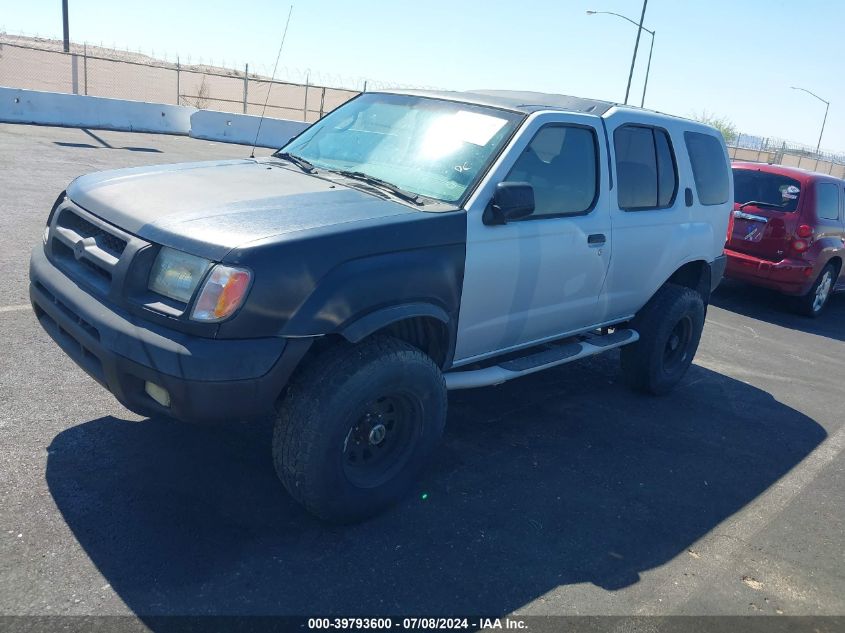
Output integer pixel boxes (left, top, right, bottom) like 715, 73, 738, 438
505, 125, 599, 218
733, 169, 802, 212
816, 183, 840, 220
614, 125, 677, 210
684, 132, 730, 205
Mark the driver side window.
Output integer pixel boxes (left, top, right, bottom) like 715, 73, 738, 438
503, 124, 599, 218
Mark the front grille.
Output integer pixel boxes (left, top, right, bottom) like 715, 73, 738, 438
58, 210, 127, 257
49, 206, 133, 296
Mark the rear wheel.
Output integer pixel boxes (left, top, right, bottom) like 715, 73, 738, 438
795, 263, 835, 317
621, 284, 705, 395
273, 336, 447, 523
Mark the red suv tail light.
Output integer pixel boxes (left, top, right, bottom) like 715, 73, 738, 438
792, 225, 814, 254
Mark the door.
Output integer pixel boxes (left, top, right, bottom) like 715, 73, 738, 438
599, 117, 697, 321
454, 114, 612, 364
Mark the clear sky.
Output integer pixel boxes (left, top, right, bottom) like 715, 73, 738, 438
2, 0, 842, 152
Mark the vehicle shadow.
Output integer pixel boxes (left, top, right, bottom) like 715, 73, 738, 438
711, 280, 845, 342
46, 353, 825, 618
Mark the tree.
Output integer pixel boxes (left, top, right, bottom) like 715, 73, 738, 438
187, 75, 210, 109
693, 111, 738, 144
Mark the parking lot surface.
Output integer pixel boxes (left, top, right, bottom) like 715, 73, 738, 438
0, 124, 843, 620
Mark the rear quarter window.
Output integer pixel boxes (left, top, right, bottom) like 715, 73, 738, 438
684, 132, 730, 205
816, 182, 841, 221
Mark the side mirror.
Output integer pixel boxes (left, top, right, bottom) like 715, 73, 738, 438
483, 182, 535, 225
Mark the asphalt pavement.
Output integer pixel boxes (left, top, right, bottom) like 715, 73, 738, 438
0, 124, 843, 622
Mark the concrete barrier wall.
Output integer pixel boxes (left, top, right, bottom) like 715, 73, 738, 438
189, 109, 309, 149
0, 86, 196, 133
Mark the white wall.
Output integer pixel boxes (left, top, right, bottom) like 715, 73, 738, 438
189, 110, 309, 149
0, 87, 195, 134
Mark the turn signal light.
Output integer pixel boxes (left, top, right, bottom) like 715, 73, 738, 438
191, 265, 252, 322
792, 239, 809, 253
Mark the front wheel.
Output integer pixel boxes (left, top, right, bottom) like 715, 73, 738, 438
273, 336, 447, 523
795, 263, 836, 317
621, 284, 705, 395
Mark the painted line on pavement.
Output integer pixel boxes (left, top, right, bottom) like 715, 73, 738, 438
0, 304, 31, 313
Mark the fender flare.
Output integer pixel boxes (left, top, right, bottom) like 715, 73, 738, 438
339, 303, 451, 344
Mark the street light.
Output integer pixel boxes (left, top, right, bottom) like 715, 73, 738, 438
587, 8, 656, 107
790, 86, 830, 155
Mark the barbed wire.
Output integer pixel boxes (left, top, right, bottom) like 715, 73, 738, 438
728, 133, 844, 165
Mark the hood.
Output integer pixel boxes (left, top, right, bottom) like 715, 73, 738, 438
66, 159, 416, 260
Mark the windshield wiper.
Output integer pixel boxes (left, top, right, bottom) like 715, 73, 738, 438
273, 152, 316, 173
330, 170, 424, 206
738, 200, 785, 210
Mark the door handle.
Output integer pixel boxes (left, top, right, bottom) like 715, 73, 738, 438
587, 233, 606, 246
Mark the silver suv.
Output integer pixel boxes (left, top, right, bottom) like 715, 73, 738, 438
30, 90, 732, 521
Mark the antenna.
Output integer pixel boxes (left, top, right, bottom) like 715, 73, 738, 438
250, 5, 294, 158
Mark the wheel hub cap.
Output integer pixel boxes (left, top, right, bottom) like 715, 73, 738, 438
814, 273, 832, 311
663, 316, 693, 372
342, 394, 420, 488
368, 423, 387, 445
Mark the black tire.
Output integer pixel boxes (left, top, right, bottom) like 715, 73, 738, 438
273, 336, 447, 523
794, 263, 836, 318
621, 284, 705, 395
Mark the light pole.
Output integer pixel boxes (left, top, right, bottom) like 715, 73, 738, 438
790, 86, 830, 154
587, 9, 656, 107
62, 0, 69, 52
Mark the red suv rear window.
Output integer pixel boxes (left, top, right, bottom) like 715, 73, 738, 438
733, 169, 801, 212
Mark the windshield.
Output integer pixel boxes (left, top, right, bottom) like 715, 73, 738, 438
279, 93, 524, 204
733, 168, 802, 212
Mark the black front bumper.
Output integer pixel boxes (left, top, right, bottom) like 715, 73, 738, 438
29, 246, 311, 423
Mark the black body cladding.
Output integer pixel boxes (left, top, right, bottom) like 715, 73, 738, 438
218, 209, 467, 343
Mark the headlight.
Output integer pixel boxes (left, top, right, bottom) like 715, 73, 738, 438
191, 264, 252, 322
148, 247, 210, 303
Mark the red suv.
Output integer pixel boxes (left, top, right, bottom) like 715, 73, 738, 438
725, 163, 845, 316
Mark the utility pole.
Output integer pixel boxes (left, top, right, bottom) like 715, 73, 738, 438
62, 0, 70, 52
640, 29, 655, 108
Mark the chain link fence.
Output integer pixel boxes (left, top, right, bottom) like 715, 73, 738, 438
726, 133, 845, 178
0, 35, 360, 122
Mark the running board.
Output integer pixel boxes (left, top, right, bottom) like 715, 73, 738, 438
444, 329, 639, 390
